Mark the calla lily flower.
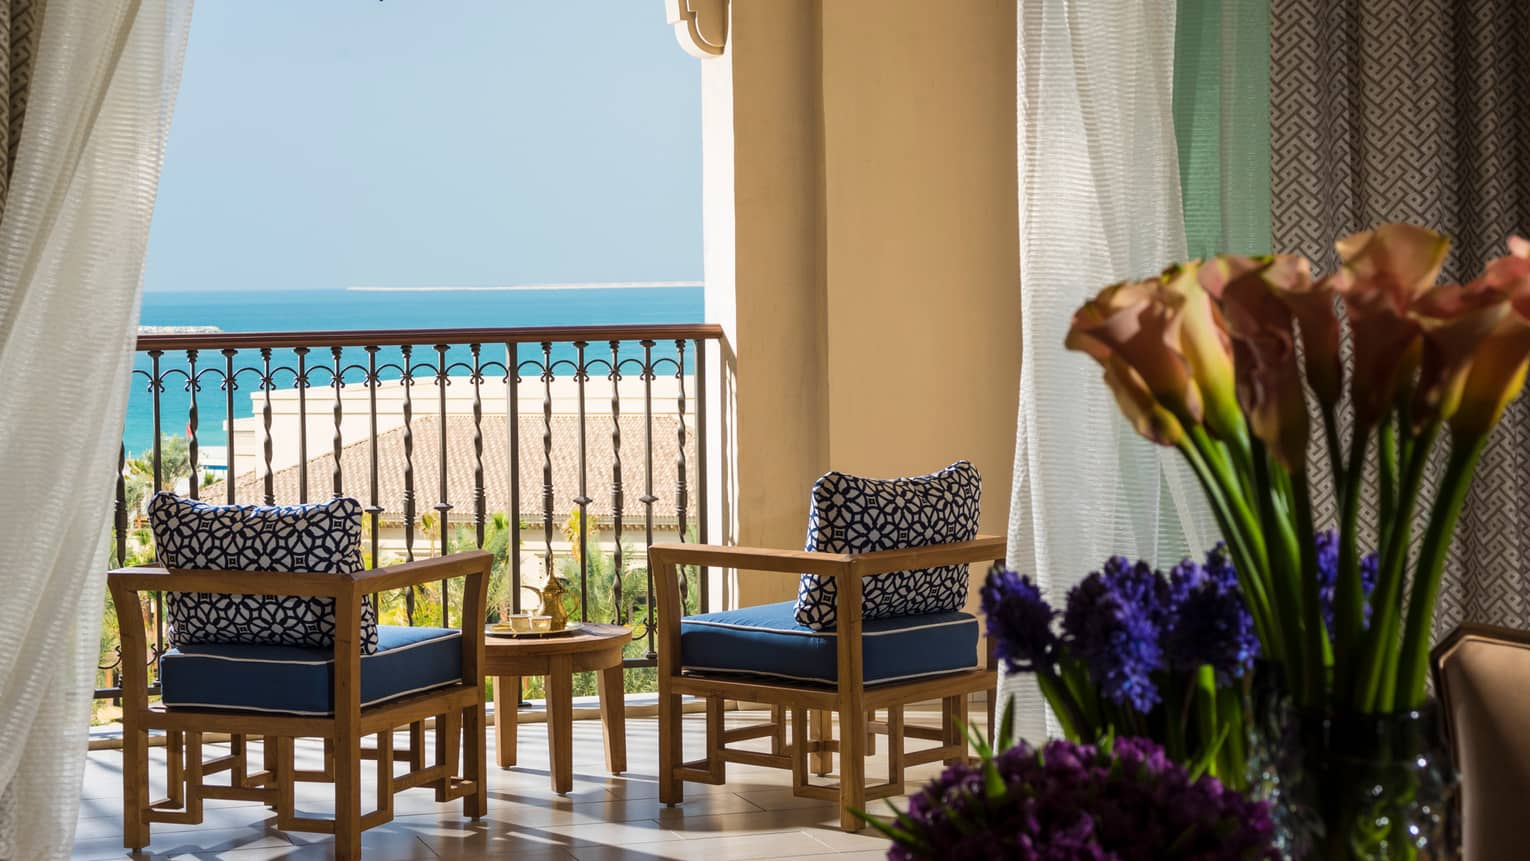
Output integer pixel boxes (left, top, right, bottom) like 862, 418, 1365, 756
1066, 278, 1204, 430
1271, 260, 1343, 407
1332, 224, 1451, 427
1102, 357, 1187, 446
1158, 262, 1245, 446
1412, 280, 1510, 430
1448, 313, 1530, 439
1201, 255, 1310, 469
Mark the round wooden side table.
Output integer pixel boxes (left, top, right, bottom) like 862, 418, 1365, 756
485, 623, 630, 794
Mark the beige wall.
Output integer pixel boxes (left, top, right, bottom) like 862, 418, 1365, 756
702, 0, 1020, 608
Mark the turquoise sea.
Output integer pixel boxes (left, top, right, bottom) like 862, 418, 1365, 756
127, 286, 705, 456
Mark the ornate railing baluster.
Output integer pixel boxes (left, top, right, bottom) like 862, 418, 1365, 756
222, 348, 237, 503
541, 341, 556, 596
609, 340, 624, 625
365, 346, 382, 570
509, 342, 522, 615
574, 341, 591, 623
471, 343, 486, 549
330, 346, 344, 498
295, 347, 309, 503
115, 442, 128, 567
149, 350, 164, 493
434, 343, 453, 627
402, 344, 417, 623
641, 339, 657, 660
261, 347, 275, 505
186, 350, 200, 501
674, 339, 690, 610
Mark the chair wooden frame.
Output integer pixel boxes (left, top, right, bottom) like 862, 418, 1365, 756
649, 535, 1005, 831
107, 550, 493, 861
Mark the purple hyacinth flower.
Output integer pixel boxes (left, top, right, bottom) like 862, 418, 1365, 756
1165, 546, 1259, 684
1062, 557, 1168, 713
1314, 529, 1380, 637
980, 567, 1060, 675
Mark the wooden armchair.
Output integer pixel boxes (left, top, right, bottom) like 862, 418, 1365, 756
649, 536, 1004, 831
107, 551, 492, 861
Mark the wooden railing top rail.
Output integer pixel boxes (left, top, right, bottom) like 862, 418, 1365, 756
135, 323, 726, 351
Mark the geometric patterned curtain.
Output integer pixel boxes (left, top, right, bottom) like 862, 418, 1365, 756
1270, 0, 1530, 640
0, 0, 45, 215
0, 3, 47, 851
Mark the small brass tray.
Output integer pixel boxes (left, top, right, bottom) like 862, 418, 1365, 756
486, 621, 588, 639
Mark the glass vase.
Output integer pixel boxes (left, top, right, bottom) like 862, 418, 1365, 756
1247, 669, 1460, 859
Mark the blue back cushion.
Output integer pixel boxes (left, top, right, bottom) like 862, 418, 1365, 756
793, 461, 981, 630
149, 493, 379, 654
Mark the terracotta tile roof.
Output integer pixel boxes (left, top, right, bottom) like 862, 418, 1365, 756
199, 413, 700, 528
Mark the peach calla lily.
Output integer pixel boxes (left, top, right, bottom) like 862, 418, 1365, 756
1411, 280, 1510, 430
1065, 278, 1204, 431
1333, 224, 1451, 427
1448, 313, 1530, 439
1159, 262, 1245, 446
1201, 255, 1310, 469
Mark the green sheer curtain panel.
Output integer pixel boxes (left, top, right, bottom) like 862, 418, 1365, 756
1172, 0, 1272, 259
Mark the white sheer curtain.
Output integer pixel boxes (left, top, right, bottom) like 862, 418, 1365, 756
1002, 0, 1216, 743
0, 2, 192, 857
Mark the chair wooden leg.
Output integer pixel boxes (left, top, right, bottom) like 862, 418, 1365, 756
887, 705, 906, 794
121, 726, 150, 851
837, 703, 867, 831
408, 720, 427, 770
462, 702, 488, 818
943, 694, 969, 765
986, 684, 998, 744
658, 688, 684, 806
436, 709, 462, 802
597, 664, 627, 775
789, 708, 809, 794
274, 736, 296, 827
811, 710, 833, 776
165, 729, 184, 808
334, 735, 363, 861
770, 704, 786, 755
376, 729, 395, 822
866, 709, 877, 755
492, 674, 519, 768
262, 736, 279, 809
184, 731, 204, 822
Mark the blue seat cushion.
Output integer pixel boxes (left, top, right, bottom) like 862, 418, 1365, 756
160, 625, 461, 715
680, 601, 978, 686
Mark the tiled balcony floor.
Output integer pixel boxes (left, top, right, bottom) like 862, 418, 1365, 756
74, 707, 973, 860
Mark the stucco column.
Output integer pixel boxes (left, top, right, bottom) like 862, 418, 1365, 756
692, 0, 1019, 611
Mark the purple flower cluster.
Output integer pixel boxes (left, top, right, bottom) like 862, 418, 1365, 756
1165, 545, 1260, 685
1314, 529, 1380, 636
1062, 557, 1169, 712
980, 567, 1060, 674
888, 736, 1276, 861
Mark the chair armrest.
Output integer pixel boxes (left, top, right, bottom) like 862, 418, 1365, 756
107, 566, 349, 597
646, 542, 853, 576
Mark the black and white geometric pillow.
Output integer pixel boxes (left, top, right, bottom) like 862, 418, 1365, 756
793, 461, 981, 631
148, 493, 379, 654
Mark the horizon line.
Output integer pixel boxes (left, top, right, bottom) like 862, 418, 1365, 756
347, 280, 703, 293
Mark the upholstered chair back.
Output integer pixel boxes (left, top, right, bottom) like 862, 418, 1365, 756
1433, 624, 1530, 861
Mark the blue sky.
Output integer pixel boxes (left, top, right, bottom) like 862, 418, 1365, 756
142, 2, 702, 293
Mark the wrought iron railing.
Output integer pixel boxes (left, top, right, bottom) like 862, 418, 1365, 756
99, 324, 721, 701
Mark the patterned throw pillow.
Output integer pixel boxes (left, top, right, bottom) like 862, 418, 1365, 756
149, 493, 380, 654
793, 461, 981, 631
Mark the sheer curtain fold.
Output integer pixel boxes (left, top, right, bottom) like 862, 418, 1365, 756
0, 2, 191, 857
1004, 0, 1215, 743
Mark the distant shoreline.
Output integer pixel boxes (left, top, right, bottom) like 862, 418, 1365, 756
347, 281, 702, 293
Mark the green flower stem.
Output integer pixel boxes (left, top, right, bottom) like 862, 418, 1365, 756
1036, 670, 1091, 742
1378, 418, 1398, 537
1321, 400, 1346, 497
1177, 437, 1282, 667
1332, 428, 1371, 684
1395, 435, 1489, 710
1291, 470, 1329, 707
1254, 447, 1306, 699
1190, 427, 1270, 571
1353, 424, 1437, 712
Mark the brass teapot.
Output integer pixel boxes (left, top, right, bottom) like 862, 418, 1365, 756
524, 573, 577, 632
